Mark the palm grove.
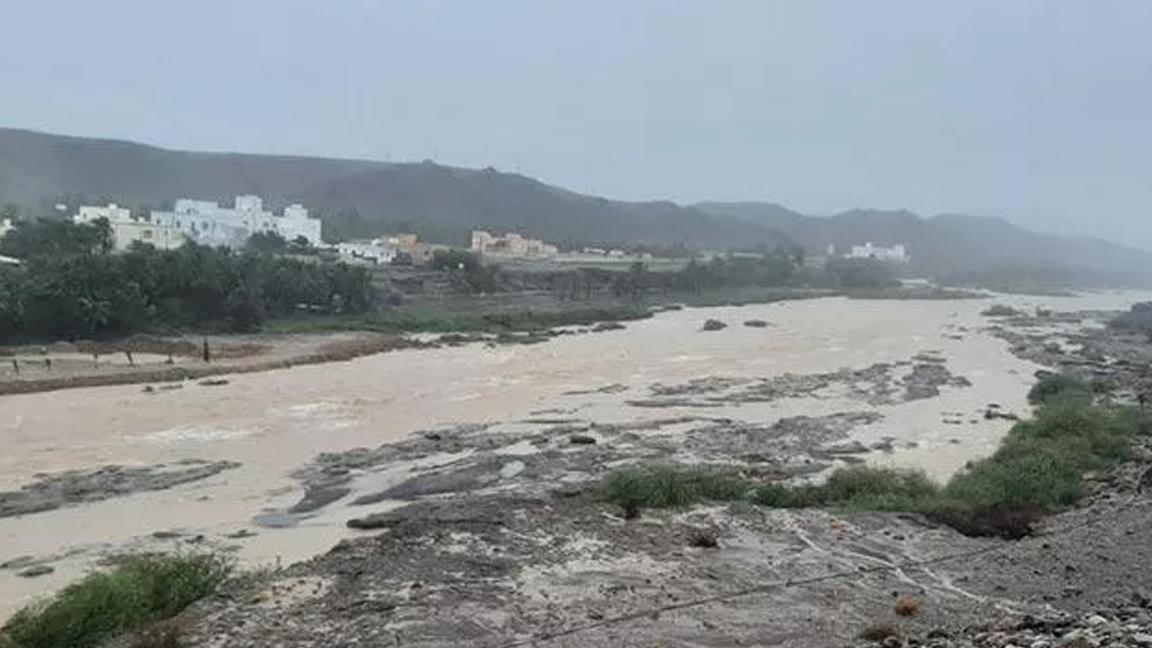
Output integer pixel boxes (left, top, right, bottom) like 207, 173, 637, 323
0, 219, 375, 342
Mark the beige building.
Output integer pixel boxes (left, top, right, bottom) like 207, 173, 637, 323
74, 204, 186, 251
471, 230, 558, 258
408, 240, 453, 265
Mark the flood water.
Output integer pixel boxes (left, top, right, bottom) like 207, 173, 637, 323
1, 291, 1148, 616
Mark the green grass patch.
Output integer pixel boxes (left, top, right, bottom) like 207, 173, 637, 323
602, 464, 751, 513
2, 553, 233, 648
603, 395, 1148, 538
263, 305, 652, 335
1027, 373, 1093, 405
751, 465, 940, 511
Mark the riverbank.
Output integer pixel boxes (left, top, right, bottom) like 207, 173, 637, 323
0, 285, 979, 398
0, 290, 811, 397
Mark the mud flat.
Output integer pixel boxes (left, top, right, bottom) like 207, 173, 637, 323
0, 332, 419, 396
2, 291, 1151, 634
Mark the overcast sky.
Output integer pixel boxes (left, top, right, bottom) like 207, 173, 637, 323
4, 1, 1152, 247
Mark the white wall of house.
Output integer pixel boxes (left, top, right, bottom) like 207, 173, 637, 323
337, 239, 401, 264
846, 242, 909, 263
151, 195, 322, 248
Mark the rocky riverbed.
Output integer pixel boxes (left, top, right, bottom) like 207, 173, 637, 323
177, 296, 1152, 647
0, 460, 239, 520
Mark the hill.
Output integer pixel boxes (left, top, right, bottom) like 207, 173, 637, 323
695, 202, 1152, 286
0, 128, 784, 249
2, 127, 1150, 285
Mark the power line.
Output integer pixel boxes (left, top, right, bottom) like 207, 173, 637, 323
499, 494, 1147, 647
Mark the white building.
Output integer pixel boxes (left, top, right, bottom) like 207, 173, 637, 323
337, 239, 402, 265
0, 218, 13, 239
73, 204, 186, 251
151, 196, 322, 248
846, 242, 909, 263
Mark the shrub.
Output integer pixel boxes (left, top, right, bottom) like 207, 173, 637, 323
750, 467, 938, 511
601, 465, 749, 513
943, 452, 1084, 511
893, 596, 921, 617
1027, 373, 1091, 405
942, 400, 1136, 514
748, 482, 827, 508
820, 466, 939, 510
2, 553, 232, 648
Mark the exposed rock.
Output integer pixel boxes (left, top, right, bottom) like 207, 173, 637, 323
251, 512, 299, 529
628, 356, 971, 408
564, 383, 628, 396
351, 459, 503, 503
818, 440, 870, 455
986, 408, 1022, 421
0, 460, 240, 519
347, 497, 511, 531
18, 565, 54, 578
701, 319, 728, 331
0, 556, 36, 570
744, 319, 772, 328
288, 483, 352, 513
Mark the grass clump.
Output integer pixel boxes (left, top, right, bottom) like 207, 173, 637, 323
941, 399, 1135, 513
2, 553, 232, 648
602, 464, 750, 515
750, 466, 939, 511
1027, 373, 1092, 405
604, 394, 1147, 539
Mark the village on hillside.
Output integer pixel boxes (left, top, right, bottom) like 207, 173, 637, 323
0, 195, 912, 274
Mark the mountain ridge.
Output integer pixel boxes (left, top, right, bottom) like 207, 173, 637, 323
1, 127, 1150, 284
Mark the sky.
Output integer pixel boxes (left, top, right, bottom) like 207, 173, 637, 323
4, 1, 1152, 247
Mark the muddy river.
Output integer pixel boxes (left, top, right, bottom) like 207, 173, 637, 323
1, 291, 1148, 617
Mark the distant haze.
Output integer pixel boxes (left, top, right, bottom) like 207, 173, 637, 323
4, 1, 1152, 248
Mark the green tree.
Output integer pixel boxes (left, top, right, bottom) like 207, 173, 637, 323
0, 218, 113, 259
246, 231, 288, 253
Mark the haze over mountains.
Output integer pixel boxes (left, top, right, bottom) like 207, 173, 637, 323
2, 127, 1150, 285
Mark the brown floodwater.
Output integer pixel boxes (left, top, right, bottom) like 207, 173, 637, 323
1, 291, 1148, 616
